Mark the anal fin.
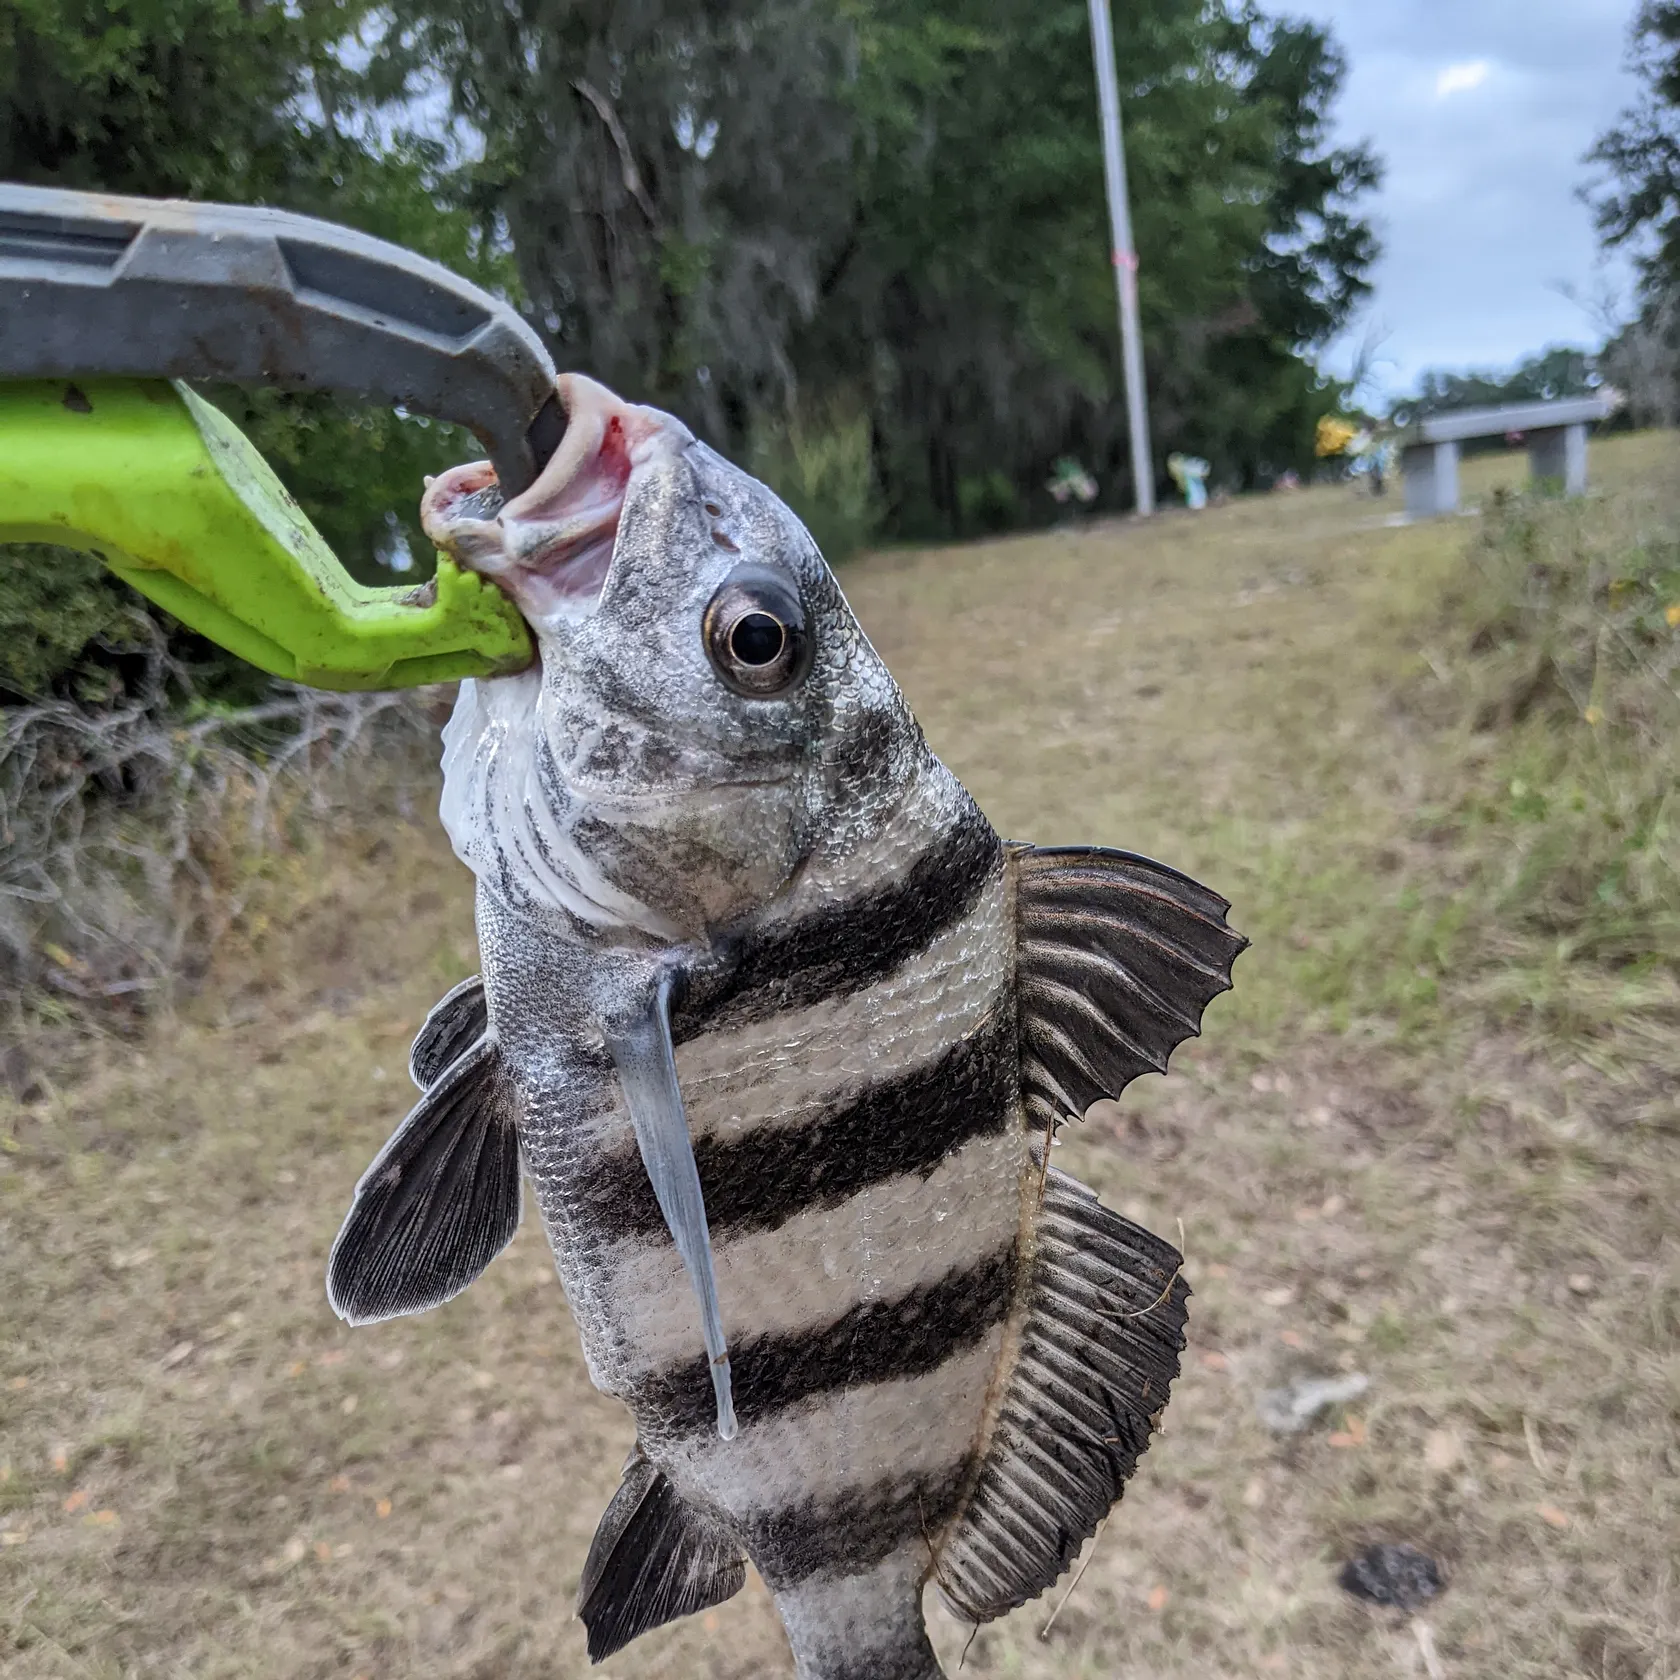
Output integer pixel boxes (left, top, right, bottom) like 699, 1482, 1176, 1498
578, 1449, 746, 1662
935, 1169, 1189, 1623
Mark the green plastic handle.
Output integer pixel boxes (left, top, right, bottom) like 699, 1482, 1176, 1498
0, 378, 532, 691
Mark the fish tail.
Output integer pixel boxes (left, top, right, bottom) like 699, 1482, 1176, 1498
773, 1544, 945, 1679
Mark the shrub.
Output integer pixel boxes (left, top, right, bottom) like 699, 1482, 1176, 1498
0, 618, 443, 1011
1441, 480, 1680, 975
749, 398, 882, 564
956, 470, 1021, 535
0, 545, 142, 701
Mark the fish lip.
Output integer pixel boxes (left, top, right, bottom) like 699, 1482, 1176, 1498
420, 458, 619, 621
420, 375, 690, 627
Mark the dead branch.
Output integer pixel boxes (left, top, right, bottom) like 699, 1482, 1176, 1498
0, 630, 441, 1008
573, 79, 660, 226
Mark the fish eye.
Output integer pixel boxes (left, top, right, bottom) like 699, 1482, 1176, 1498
730, 612, 785, 666
703, 566, 812, 698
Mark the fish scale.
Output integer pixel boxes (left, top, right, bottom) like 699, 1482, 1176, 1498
325, 372, 1246, 1678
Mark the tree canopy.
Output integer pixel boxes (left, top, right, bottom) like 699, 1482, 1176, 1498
1588, 0, 1680, 425
379, 0, 1378, 534
1590, 0, 1680, 291
1401, 348, 1603, 424
0, 0, 505, 587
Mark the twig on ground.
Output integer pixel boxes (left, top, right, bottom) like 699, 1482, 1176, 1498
1039, 1519, 1107, 1640
1412, 1616, 1445, 1679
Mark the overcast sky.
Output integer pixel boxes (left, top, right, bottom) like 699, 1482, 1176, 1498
1281, 0, 1646, 395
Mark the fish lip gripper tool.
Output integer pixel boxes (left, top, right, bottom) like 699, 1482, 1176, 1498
0, 181, 562, 689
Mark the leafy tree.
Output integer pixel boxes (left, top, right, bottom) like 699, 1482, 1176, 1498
1403, 348, 1603, 422
374, 0, 857, 437
0, 0, 516, 694
0, 0, 502, 590
1599, 295, 1680, 428
373, 0, 1377, 536
3, 0, 347, 200
1588, 1, 1680, 424
1589, 0, 1680, 292
3, 0, 1382, 652
797, 1, 1378, 524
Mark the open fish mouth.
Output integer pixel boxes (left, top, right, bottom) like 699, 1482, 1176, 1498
421, 373, 691, 626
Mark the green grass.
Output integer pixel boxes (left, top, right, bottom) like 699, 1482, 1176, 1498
1422, 473, 1680, 989
3, 433, 1679, 1679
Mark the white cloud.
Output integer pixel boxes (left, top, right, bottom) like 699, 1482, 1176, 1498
1435, 59, 1492, 99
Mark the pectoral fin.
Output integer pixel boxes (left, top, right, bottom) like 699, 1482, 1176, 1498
327, 1033, 521, 1325
604, 975, 737, 1441
578, 1446, 745, 1661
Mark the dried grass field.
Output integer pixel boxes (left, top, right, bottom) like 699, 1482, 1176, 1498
4, 434, 1678, 1679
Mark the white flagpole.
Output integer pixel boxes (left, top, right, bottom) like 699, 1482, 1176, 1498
1087, 0, 1155, 515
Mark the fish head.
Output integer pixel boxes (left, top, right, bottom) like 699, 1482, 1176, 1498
422, 374, 913, 940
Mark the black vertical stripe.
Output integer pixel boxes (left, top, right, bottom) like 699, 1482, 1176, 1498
670, 803, 1002, 1042
814, 1644, 947, 1680
636, 1248, 1017, 1436
571, 1006, 1017, 1242
744, 1460, 974, 1591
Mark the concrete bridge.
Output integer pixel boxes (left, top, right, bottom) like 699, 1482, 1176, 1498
1401, 394, 1615, 518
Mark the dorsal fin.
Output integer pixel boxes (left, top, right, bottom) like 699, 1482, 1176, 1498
578, 1449, 746, 1662
1012, 844, 1246, 1128
327, 1032, 521, 1325
409, 973, 488, 1089
935, 1170, 1190, 1622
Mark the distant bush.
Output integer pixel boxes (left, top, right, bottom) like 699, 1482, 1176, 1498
956, 471, 1022, 535
0, 545, 140, 701
1441, 480, 1680, 977
749, 399, 882, 564
0, 542, 287, 708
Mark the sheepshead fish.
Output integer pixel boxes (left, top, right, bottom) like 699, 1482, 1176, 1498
326, 374, 1245, 1679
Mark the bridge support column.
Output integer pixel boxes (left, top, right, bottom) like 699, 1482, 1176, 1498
1401, 439, 1460, 517
1527, 423, 1588, 496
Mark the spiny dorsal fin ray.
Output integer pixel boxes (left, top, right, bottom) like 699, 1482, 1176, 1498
1013, 844, 1246, 1122
578, 1450, 746, 1663
409, 973, 488, 1089
327, 1032, 521, 1325
935, 1170, 1189, 1623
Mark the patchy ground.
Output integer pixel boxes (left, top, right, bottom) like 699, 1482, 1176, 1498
4, 437, 1677, 1680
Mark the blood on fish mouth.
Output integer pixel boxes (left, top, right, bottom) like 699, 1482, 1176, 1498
450, 481, 507, 525
421, 374, 683, 623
